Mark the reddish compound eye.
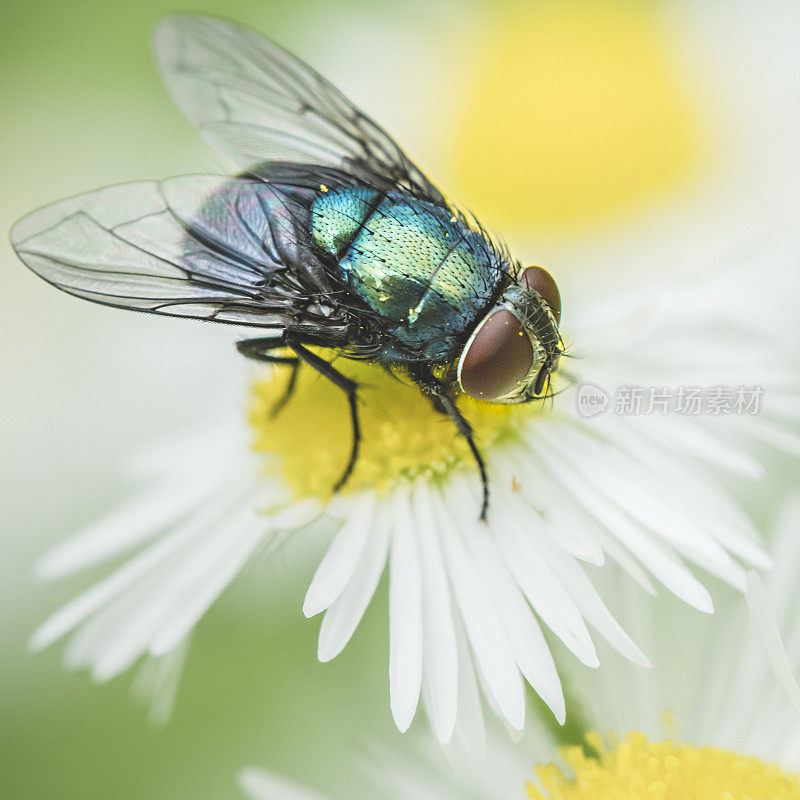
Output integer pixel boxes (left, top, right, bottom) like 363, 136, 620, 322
458, 309, 534, 400
521, 266, 561, 323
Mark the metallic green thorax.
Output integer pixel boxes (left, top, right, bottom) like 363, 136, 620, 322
311, 186, 505, 361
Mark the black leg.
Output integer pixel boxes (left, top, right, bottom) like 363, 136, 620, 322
410, 368, 489, 520
284, 334, 361, 493
236, 336, 302, 417
270, 360, 301, 418
237, 336, 294, 363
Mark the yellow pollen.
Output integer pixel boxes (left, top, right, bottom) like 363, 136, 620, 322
248, 359, 541, 500
527, 732, 800, 800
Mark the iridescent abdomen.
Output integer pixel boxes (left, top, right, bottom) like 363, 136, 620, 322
311, 186, 504, 361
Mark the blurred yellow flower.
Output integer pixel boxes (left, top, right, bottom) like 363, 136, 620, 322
450, 0, 704, 232
530, 733, 800, 800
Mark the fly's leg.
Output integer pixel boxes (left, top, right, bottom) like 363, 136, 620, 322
269, 360, 301, 418
430, 395, 448, 415
411, 370, 489, 520
236, 336, 301, 418
284, 334, 360, 493
236, 335, 287, 362
436, 392, 489, 520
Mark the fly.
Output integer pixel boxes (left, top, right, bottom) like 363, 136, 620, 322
10, 15, 563, 519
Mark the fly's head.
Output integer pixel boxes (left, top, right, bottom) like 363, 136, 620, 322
457, 266, 562, 404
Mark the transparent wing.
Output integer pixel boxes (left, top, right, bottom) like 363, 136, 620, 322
10, 175, 328, 327
155, 15, 446, 203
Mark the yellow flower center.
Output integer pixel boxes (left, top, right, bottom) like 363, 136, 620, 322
248, 361, 540, 501
529, 733, 800, 800
449, 0, 706, 234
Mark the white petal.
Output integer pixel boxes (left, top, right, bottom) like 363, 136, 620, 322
490, 501, 598, 667
591, 531, 657, 596
765, 496, 800, 619
435, 486, 526, 730
639, 414, 763, 478
269, 497, 322, 529
528, 526, 650, 667
763, 392, 800, 420
239, 769, 333, 800
496, 449, 604, 565
132, 637, 188, 725
608, 424, 770, 569
149, 516, 267, 656
737, 415, 800, 458
746, 571, 800, 717
455, 508, 565, 724
63, 578, 161, 675
530, 438, 713, 612
78, 500, 261, 680
303, 492, 377, 617
542, 425, 747, 588
446, 622, 486, 760
413, 484, 458, 743
29, 493, 233, 653
316, 511, 389, 662
35, 478, 210, 581
388, 487, 424, 732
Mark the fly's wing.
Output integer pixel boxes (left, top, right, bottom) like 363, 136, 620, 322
154, 15, 446, 205
10, 174, 345, 330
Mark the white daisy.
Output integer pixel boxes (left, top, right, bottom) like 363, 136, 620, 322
29, 242, 800, 743
240, 498, 800, 800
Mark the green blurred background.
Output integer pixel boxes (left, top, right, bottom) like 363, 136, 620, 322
2, 1, 798, 797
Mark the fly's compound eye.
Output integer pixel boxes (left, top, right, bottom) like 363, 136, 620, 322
521, 266, 561, 323
458, 309, 534, 400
